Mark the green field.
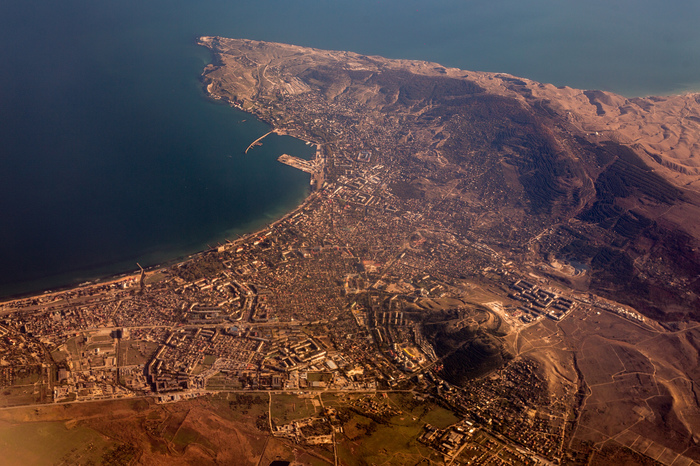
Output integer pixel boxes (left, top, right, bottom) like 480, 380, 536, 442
335, 393, 458, 465
337, 415, 439, 466
51, 349, 69, 364
120, 340, 160, 366
319, 393, 349, 408
12, 366, 43, 385
0, 420, 117, 465
208, 392, 268, 423
270, 394, 319, 425
0, 385, 42, 407
64, 337, 83, 359
387, 393, 459, 429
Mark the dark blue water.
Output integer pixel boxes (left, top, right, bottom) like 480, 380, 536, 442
1, 0, 699, 297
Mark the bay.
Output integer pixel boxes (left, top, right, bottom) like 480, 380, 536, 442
1, 0, 698, 297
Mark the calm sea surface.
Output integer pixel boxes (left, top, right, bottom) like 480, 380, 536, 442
1, 0, 699, 297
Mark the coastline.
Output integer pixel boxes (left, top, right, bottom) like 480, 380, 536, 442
5, 35, 695, 306
0, 188, 315, 309
0, 46, 319, 307
0, 170, 315, 307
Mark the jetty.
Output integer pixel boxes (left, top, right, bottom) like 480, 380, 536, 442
245, 131, 273, 154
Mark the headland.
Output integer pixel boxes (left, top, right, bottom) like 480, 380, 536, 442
1, 38, 700, 465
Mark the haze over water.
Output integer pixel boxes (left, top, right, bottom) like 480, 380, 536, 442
1, 0, 699, 297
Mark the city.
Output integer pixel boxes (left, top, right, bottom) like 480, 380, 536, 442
0, 37, 699, 465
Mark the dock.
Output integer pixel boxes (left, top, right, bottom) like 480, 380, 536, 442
277, 154, 319, 174
278, 152, 325, 190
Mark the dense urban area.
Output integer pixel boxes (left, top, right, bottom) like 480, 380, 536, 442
1, 38, 700, 465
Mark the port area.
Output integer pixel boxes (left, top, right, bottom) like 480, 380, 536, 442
277, 154, 318, 174
278, 147, 325, 189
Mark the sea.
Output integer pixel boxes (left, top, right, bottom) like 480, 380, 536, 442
1, 0, 699, 298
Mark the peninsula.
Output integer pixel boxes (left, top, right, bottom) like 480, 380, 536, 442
0, 38, 699, 465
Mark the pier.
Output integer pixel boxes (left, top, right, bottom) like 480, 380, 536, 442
244, 131, 273, 154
